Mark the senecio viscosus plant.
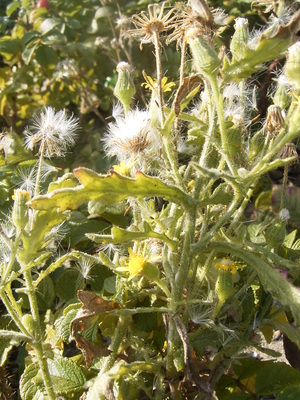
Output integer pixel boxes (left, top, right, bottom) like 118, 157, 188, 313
1, 0, 300, 399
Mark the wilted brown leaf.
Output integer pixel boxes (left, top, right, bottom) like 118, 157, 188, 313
70, 290, 121, 367
173, 75, 202, 117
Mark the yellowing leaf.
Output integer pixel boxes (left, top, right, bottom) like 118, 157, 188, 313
30, 168, 193, 212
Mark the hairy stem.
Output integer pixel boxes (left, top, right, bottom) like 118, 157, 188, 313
153, 30, 164, 127
209, 76, 237, 175
23, 269, 55, 399
34, 140, 46, 197
100, 315, 129, 374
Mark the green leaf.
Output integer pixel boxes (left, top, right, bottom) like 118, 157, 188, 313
278, 386, 300, 399
6, 2, 21, 17
36, 276, 56, 311
55, 269, 85, 302
19, 209, 68, 265
20, 356, 86, 399
223, 29, 293, 82
48, 172, 79, 192
0, 37, 21, 58
255, 361, 300, 395
207, 242, 300, 325
55, 306, 80, 342
30, 168, 193, 212
0, 339, 12, 367
18, 276, 56, 311
0, 330, 32, 346
34, 253, 78, 287
88, 222, 178, 251
39, 18, 60, 36
35, 45, 59, 70
103, 275, 116, 294
22, 42, 39, 65
65, 210, 110, 247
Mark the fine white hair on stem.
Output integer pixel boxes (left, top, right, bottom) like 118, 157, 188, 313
24, 107, 80, 158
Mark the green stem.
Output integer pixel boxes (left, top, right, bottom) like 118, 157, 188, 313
0, 288, 31, 338
162, 136, 184, 188
23, 270, 55, 399
153, 30, 164, 127
34, 140, 45, 197
280, 164, 289, 210
199, 82, 216, 168
209, 76, 237, 175
155, 277, 172, 299
193, 195, 241, 252
100, 315, 129, 374
174, 210, 196, 303
228, 183, 256, 231
1, 229, 23, 285
165, 317, 179, 380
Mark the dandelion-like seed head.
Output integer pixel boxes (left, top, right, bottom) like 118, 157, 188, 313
24, 107, 80, 158
167, 1, 227, 47
103, 108, 160, 169
0, 129, 14, 159
127, 2, 176, 46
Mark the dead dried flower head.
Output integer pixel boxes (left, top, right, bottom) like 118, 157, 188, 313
127, 2, 176, 48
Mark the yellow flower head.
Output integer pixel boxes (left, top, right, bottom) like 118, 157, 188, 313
215, 258, 238, 275
117, 247, 149, 281
112, 161, 135, 176
142, 74, 176, 93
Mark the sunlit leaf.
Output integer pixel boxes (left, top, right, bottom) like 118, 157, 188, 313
30, 168, 193, 212
20, 356, 86, 399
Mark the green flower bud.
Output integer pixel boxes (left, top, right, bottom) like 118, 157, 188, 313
273, 77, 291, 110
284, 42, 300, 90
21, 313, 35, 336
215, 269, 235, 315
230, 18, 249, 61
12, 189, 30, 230
114, 62, 136, 115
186, 28, 221, 77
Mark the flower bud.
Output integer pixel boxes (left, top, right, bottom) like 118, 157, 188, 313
230, 18, 249, 61
273, 76, 291, 110
12, 189, 30, 230
21, 313, 35, 336
114, 62, 136, 114
215, 269, 235, 315
185, 28, 221, 77
284, 42, 300, 90
264, 105, 285, 138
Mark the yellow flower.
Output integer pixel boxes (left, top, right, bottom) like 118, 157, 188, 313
127, 248, 148, 279
215, 258, 238, 275
112, 161, 134, 176
142, 74, 176, 93
117, 247, 149, 280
